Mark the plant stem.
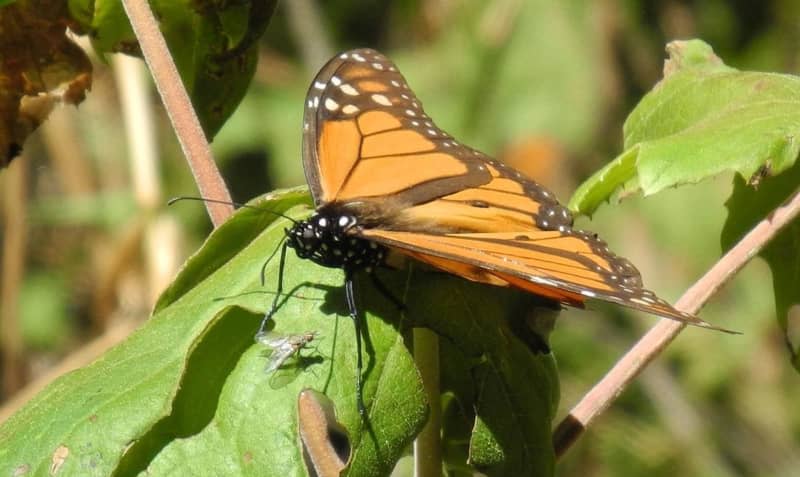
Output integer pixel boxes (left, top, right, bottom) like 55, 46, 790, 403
120, 0, 233, 227
0, 159, 28, 395
413, 327, 442, 477
553, 185, 800, 458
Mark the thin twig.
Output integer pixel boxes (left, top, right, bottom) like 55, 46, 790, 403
413, 327, 442, 476
553, 185, 800, 458
120, 0, 233, 226
113, 55, 183, 305
285, 0, 333, 71
0, 159, 28, 395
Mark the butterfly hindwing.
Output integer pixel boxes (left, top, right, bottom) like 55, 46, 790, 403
360, 229, 722, 330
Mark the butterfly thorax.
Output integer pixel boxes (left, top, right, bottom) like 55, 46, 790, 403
286, 212, 386, 272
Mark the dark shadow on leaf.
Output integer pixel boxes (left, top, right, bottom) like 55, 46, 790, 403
267, 354, 326, 389
112, 307, 261, 477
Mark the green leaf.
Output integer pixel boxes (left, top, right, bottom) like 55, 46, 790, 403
721, 159, 800, 370
0, 189, 423, 475
67, 0, 276, 138
0, 189, 558, 475
570, 39, 800, 215
407, 274, 559, 476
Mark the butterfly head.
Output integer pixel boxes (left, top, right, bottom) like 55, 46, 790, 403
286, 212, 386, 272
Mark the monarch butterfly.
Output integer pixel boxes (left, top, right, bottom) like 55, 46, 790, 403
266, 48, 729, 411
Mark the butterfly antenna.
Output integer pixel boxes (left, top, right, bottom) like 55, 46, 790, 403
167, 196, 299, 224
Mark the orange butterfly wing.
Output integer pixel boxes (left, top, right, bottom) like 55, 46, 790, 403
302, 49, 727, 332
302, 50, 491, 208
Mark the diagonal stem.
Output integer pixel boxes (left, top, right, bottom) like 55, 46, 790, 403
553, 185, 800, 458
121, 0, 233, 226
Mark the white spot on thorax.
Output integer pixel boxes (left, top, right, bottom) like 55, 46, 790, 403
338, 216, 350, 227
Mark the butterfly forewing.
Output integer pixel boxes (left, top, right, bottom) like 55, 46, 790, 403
302, 48, 729, 332
303, 49, 493, 208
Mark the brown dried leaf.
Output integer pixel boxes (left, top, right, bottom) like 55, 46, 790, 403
0, 1, 92, 167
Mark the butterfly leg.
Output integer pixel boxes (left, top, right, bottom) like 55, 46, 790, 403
344, 270, 368, 417
369, 271, 406, 311
256, 240, 290, 341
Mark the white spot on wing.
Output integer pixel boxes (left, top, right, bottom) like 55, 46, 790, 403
352, 53, 366, 62
324, 98, 339, 111
314, 81, 326, 90
331, 76, 342, 86
342, 104, 359, 114
372, 94, 392, 106
340, 84, 358, 96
